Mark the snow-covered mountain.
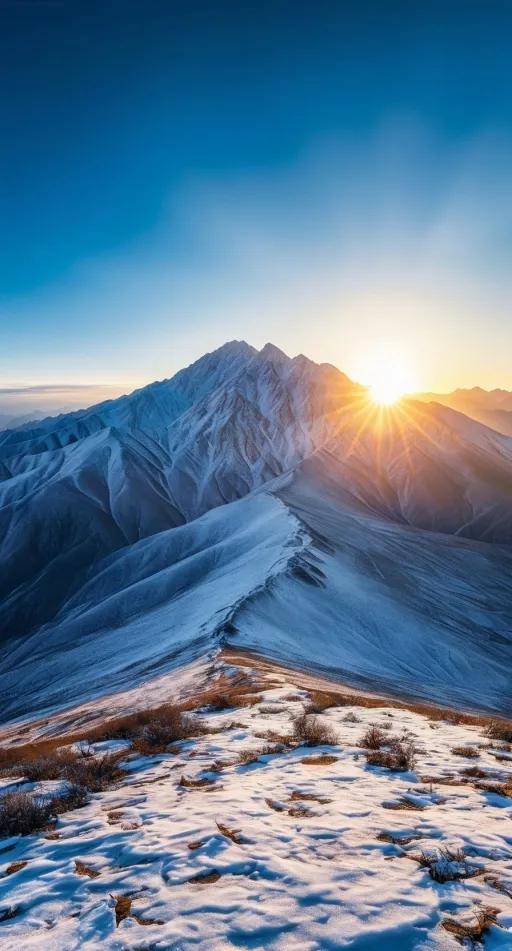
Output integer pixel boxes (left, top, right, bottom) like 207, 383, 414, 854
1, 341, 511, 720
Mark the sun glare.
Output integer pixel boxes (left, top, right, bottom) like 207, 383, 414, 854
360, 349, 415, 406
369, 376, 405, 405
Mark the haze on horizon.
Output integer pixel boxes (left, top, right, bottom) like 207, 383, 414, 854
2, 0, 512, 406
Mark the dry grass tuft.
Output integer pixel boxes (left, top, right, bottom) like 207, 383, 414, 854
484, 875, 512, 899
265, 798, 285, 812
292, 713, 338, 747
0, 785, 88, 838
366, 738, 416, 771
237, 744, 283, 765
304, 690, 344, 713
20, 748, 81, 782
441, 906, 500, 943
64, 752, 125, 791
129, 706, 204, 754
188, 869, 221, 885
383, 797, 425, 811
461, 765, 488, 779
187, 839, 206, 850
343, 712, 361, 723
75, 860, 101, 878
484, 720, 512, 743
112, 894, 132, 927
359, 725, 388, 750
216, 821, 243, 844
254, 728, 295, 745
289, 790, 332, 804
418, 846, 481, 883
477, 779, 512, 798
132, 911, 165, 926
178, 775, 214, 788
300, 754, 338, 765
376, 831, 418, 845
4, 860, 27, 875
287, 805, 312, 818
451, 746, 479, 759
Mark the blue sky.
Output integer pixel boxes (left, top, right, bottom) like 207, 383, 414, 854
1, 0, 512, 399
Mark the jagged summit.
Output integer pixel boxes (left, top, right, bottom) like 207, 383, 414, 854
258, 341, 290, 363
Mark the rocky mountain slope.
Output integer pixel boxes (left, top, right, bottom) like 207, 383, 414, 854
1, 342, 511, 720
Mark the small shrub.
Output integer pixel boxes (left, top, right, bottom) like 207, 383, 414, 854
216, 821, 243, 843
366, 739, 416, 771
179, 774, 214, 788
0, 791, 51, 837
419, 846, 481, 883
254, 728, 295, 745
452, 746, 479, 758
63, 753, 124, 792
237, 743, 282, 765
478, 779, 512, 798
484, 720, 512, 743
0, 783, 87, 837
304, 691, 342, 713
52, 784, 89, 813
292, 713, 337, 746
141, 713, 190, 746
343, 712, 360, 723
442, 906, 500, 942
76, 740, 94, 758
300, 754, 338, 765
461, 765, 488, 778
21, 748, 79, 782
359, 725, 387, 750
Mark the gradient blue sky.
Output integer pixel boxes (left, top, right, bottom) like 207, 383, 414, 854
1, 0, 512, 402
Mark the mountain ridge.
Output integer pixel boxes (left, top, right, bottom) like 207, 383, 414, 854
1, 340, 511, 720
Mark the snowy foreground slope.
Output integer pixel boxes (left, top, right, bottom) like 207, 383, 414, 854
0, 660, 512, 949
1, 340, 512, 720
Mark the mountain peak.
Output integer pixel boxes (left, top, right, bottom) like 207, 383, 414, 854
259, 342, 289, 364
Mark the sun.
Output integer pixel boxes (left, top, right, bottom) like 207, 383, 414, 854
369, 376, 406, 405
360, 350, 415, 406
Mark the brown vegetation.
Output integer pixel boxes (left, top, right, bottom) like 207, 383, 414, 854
477, 779, 512, 798
188, 870, 221, 884
418, 847, 481, 883
4, 860, 27, 875
289, 790, 332, 804
366, 738, 416, 771
0, 785, 88, 837
292, 713, 338, 746
300, 754, 338, 765
484, 720, 512, 743
75, 860, 101, 878
451, 746, 479, 758
441, 906, 500, 943
216, 821, 243, 844
383, 797, 425, 811
178, 775, 214, 788
358, 725, 389, 750
376, 831, 419, 845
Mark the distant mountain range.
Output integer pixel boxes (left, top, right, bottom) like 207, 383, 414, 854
416, 386, 512, 436
1, 342, 511, 720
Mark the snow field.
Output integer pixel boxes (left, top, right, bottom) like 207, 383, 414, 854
0, 678, 511, 949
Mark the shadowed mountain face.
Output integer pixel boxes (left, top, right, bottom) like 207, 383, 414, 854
1, 342, 511, 720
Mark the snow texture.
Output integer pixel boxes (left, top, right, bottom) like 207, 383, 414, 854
0, 675, 511, 949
